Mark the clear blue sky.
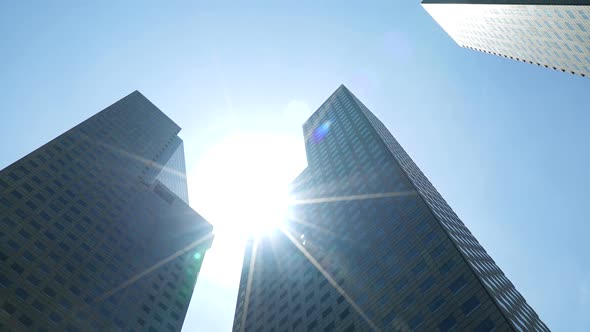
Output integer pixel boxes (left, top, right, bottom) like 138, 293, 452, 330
1, 1, 589, 331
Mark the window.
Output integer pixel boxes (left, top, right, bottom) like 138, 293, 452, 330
70, 286, 80, 295
343, 323, 354, 332
50, 312, 63, 323
438, 315, 457, 332
475, 318, 496, 332
429, 295, 445, 312
114, 318, 126, 329
430, 243, 446, 258
44, 230, 56, 240
19, 314, 33, 326
1, 217, 16, 227
462, 296, 481, 315
402, 294, 415, 308
340, 308, 350, 320
43, 286, 57, 298
420, 276, 436, 293
279, 316, 287, 327
32, 300, 45, 311
0, 197, 10, 208
34, 240, 47, 251
293, 317, 302, 329
3, 302, 16, 314
59, 243, 71, 252
439, 259, 456, 275
308, 320, 318, 330
279, 303, 287, 313
394, 277, 408, 291
408, 314, 423, 329
27, 275, 41, 286
382, 310, 396, 326
412, 260, 427, 276
8, 239, 20, 250
22, 183, 33, 192
15, 208, 27, 219
49, 252, 60, 263
34, 193, 46, 202
54, 274, 65, 285
15, 287, 29, 300
449, 276, 467, 293
39, 263, 51, 274
22, 251, 35, 262
26, 200, 37, 210
60, 298, 72, 310
53, 221, 64, 231
11, 263, 24, 274
324, 321, 335, 332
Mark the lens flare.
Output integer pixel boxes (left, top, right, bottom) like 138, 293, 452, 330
312, 121, 331, 143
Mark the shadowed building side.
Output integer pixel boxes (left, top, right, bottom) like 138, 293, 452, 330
0, 91, 213, 331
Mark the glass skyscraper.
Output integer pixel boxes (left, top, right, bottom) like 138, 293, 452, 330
0, 91, 213, 331
232, 85, 548, 331
422, 0, 590, 77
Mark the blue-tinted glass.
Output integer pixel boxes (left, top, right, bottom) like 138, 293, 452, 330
429, 295, 446, 312
439, 259, 456, 276
409, 314, 424, 329
382, 310, 396, 326
15, 288, 29, 300
402, 294, 416, 309
420, 276, 436, 293
439, 315, 457, 332
462, 295, 481, 315
449, 276, 467, 293
475, 318, 496, 332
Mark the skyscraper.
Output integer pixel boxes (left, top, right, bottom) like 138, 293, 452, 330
422, 1, 590, 77
0, 91, 213, 331
233, 85, 548, 331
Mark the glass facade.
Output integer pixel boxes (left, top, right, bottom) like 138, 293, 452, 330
154, 139, 190, 204
0, 91, 213, 331
422, 1, 590, 77
232, 85, 548, 331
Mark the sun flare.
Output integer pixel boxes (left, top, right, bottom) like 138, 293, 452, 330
189, 133, 305, 241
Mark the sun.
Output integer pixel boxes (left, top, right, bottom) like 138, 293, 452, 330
188, 133, 305, 241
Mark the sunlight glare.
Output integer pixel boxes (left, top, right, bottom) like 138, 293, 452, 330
189, 133, 305, 242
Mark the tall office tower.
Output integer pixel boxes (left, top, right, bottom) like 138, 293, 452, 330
0, 91, 213, 332
233, 85, 548, 331
422, 1, 590, 77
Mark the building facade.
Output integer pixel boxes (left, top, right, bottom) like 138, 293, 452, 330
0, 91, 213, 331
233, 85, 548, 331
422, 1, 590, 77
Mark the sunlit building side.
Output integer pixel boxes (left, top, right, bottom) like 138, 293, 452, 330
232, 85, 548, 331
422, 0, 590, 77
0, 91, 213, 331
